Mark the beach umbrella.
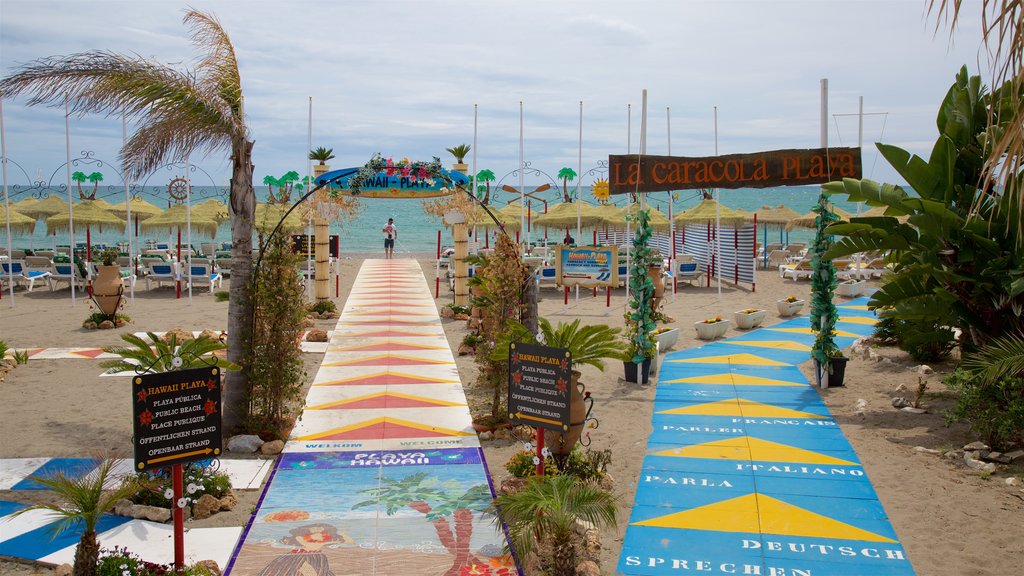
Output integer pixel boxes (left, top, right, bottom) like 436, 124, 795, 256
255, 202, 305, 233
533, 201, 604, 229
1, 205, 36, 237
471, 205, 519, 230
193, 199, 230, 223
13, 197, 38, 212
604, 203, 671, 231
17, 195, 68, 220
674, 199, 747, 226
858, 205, 910, 223
786, 206, 854, 230
141, 204, 219, 238
748, 205, 802, 265
46, 201, 126, 263
88, 197, 117, 211
112, 196, 165, 246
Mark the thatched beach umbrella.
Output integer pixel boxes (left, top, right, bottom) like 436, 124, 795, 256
46, 201, 126, 263
786, 206, 853, 231
112, 196, 163, 220
13, 197, 38, 212
255, 202, 305, 233
858, 205, 910, 222
17, 195, 67, 220
674, 199, 747, 226
193, 199, 230, 223
471, 205, 519, 230
534, 201, 604, 229
606, 204, 671, 231
1, 205, 36, 237
141, 204, 219, 238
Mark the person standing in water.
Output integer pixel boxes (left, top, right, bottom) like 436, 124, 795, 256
382, 218, 397, 259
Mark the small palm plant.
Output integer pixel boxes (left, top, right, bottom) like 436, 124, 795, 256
491, 474, 617, 576
11, 457, 145, 576
446, 144, 471, 164
309, 146, 335, 165
100, 332, 239, 374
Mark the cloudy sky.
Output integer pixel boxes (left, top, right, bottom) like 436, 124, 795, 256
0, 0, 992, 190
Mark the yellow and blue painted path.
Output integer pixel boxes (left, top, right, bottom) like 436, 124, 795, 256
227, 259, 512, 576
617, 298, 915, 576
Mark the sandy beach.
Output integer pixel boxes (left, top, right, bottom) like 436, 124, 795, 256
1, 256, 1021, 575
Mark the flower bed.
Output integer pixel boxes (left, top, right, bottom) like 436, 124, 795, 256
777, 297, 805, 317
733, 308, 766, 329
694, 318, 729, 340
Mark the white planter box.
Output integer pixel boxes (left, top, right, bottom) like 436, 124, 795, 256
654, 328, 680, 351
694, 319, 729, 340
733, 309, 766, 330
837, 280, 867, 298
777, 299, 805, 317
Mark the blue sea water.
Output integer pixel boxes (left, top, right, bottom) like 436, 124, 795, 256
6, 185, 864, 256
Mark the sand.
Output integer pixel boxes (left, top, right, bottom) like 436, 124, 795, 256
1, 256, 1021, 576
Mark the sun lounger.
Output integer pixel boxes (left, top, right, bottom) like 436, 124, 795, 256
144, 261, 179, 290
185, 262, 222, 292
47, 261, 87, 291
536, 266, 558, 288
779, 258, 814, 280
1, 260, 51, 292
670, 261, 705, 286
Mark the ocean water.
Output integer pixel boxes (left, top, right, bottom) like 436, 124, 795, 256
6, 184, 863, 256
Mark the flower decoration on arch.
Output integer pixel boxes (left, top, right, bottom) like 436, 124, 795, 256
339, 153, 448, 197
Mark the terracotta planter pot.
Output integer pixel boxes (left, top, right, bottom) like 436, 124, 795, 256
648, 264, 665, 298
92, 265, 124, 316
543, 370, 587, 455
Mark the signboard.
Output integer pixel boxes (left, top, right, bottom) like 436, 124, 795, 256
608, 147, 862, 194
508, 342, 572, 432
315, 167, 470, 198
132, 366, 222, 471
292, 234, 339, 258
555, 245, 618, 288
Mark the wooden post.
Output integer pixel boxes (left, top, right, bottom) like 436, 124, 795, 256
313, 164, 330, 302
453, 222, 469, 306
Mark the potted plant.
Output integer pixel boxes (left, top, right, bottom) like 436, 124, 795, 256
92, 247, 124, 318
694, 316, 730, 340
652, 325, 680, 351
495, 318, 625, 455
808, 189, 843, 388
777, 295, 805, 316
624, 209, 657, 384
733, 308, 767, 329
446, 143, 471, 175
837, 278, 867, 297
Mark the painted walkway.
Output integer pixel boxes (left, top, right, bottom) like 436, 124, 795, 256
226, 259, 512, 576
617, 298, 915, 576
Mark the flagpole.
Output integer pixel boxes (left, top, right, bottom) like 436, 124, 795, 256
519, 101, 525, 254
667, 106, 675, 302
306, 96, 313, 295
575, 100, 583, 307
625, 102, 631, 304
66, 98, 76, 306
123, 114, 134, 304
1, 96, 14, 307
714, 106, 721, 308
186, 155, 192, 305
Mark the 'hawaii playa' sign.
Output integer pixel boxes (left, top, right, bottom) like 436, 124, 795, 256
316, 166, 470, 198
608, 147, 862, 194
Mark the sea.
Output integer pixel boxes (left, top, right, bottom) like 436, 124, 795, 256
6, 185, 866, 257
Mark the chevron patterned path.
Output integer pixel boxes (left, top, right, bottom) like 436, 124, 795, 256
617, 298, 915, 576
226, 259, 512, 576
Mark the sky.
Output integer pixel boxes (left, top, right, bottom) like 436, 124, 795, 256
0, 0, 994, 192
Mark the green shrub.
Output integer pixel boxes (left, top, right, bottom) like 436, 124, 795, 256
504, 446, 611, 482
86, 312, 131, 325
214, 291, 229, 302
944, 369, 1024, 449
309, 300, 336, 314
872, 313, 956, 362
0, 340, 8, 358
12, 350, 29, 365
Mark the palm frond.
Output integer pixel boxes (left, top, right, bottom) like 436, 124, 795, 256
962, 331, 1024, 382
183, 10, 244, 125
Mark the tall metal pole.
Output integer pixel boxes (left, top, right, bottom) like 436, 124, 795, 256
185, 155, 192, 305
65, 99, 75, 306
519, 101, 525, 252
575, 100, 583, 306
123, 114, 134, 303
667, 106, 675, 301
1, 96, 13, 306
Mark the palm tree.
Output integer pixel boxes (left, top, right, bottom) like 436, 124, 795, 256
263, 175, 278, 202
100, 331, 239, 374
558, 167, 577, 203
491, 474, 616, 576
11, 457, 144, 576
928, 1, 1023, 244
354, 472, 493, 576
87, 172, 103, 199
72, 171, 87, 199
476, 169, 495, 205
309, 146, 335, 165
445, 144, 471, 164
2, 9, 257, 433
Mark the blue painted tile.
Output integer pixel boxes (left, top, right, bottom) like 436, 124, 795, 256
0, 513, 131, 560
761, 557, 915, 576
754, 474, 880, 500
0, 500, 27, 518
630, 470, 754, 508
10, 458, 97, 491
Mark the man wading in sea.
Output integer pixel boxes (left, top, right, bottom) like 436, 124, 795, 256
382, 218, 397, 259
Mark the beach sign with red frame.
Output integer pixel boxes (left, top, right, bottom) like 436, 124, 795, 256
132, 366, 222, 471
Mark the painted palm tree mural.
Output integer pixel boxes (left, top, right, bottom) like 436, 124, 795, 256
72, 171, 87, 199
354, 472, 494, 576
476, 169, 495, 205
278, 170, 299, 203
87, 172, 103, 200
558, 167, 577, 203
263, 175, 279, 202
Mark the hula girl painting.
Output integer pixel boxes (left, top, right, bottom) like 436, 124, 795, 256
256, 521, 352, 576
